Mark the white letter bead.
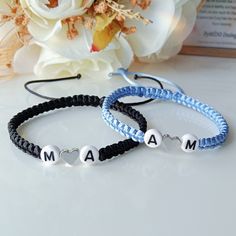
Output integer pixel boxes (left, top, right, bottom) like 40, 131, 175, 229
40, 145, 60, 166
80, 145, 100, 165
181, 134, 198, 153
144, 129, 162, 148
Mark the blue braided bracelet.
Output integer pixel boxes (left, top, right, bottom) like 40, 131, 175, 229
102, 86, 229, 152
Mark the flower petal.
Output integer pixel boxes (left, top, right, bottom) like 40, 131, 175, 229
35, 26, 127, 60
28, 19, 63, 42
34, 36, 133, 79
13, 44, 41, 74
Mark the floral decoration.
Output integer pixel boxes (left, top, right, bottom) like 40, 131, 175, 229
0, 0, 202, 78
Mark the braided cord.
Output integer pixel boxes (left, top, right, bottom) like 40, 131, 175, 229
8, 95, 147, 161
102, 86, 229, 150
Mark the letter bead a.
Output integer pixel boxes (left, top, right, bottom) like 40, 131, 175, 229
80, 145, 100, 165
144, 129, 162, 148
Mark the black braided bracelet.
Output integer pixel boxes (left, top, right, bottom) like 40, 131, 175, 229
8, 95, 147, 166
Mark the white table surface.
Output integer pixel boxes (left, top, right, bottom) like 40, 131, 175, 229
0, 55, 235, 236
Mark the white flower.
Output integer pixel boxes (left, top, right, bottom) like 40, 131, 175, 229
28, 0, 200, 66
20, 0, 94, 41
1, 0, 202, 78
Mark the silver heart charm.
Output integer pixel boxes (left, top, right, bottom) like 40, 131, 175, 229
60, 148, 80, 166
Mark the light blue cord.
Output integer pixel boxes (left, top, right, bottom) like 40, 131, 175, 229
102, 86, 229, 150
108, 68, 185, 94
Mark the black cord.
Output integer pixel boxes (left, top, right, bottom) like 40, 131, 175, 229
24, 73, 164, 106
24, 74, 81, 100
